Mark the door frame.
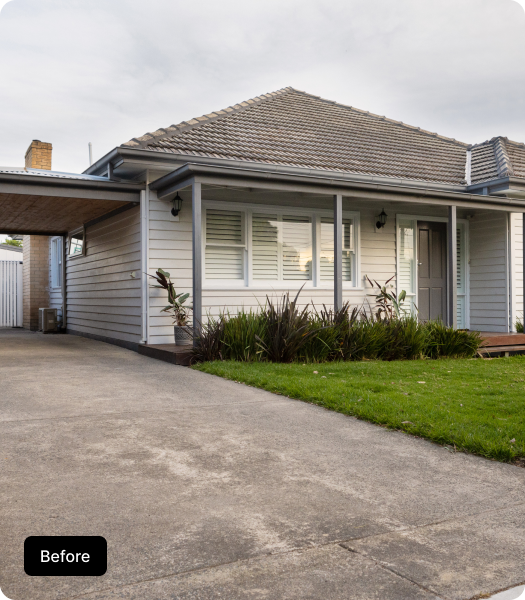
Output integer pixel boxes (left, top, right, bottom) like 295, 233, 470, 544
396, 214, 470, 328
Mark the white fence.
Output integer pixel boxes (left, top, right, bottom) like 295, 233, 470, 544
0, 261, 23, 327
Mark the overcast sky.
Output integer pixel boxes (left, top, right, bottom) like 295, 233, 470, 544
0, 0, 524, 175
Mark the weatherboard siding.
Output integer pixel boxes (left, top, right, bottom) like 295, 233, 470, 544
469, 212, 509, 333
147, 194, 408, 345
66, 206, 142, 344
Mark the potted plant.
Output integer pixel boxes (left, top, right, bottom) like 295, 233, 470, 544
148, 268, 193, 345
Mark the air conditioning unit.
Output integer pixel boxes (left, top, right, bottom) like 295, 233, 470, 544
39, 308, 58, 333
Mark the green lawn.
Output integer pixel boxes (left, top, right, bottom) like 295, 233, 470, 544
194, 358, 525, 463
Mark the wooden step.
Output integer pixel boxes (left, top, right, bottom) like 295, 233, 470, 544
479, 345, 525, 356
138, 344, 193, 366
480, 333, 525, 347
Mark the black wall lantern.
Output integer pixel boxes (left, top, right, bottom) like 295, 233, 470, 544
171, 193, 183, 217
376, 209, 388, 229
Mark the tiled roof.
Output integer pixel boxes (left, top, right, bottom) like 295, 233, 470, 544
470, 137, 525, 184
505, 140, 525, 179
124, 87, 472, 186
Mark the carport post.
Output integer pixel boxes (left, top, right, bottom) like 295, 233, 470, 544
334, 194, 343, 312
448, 205, 458, 328
192, 182, 202, 344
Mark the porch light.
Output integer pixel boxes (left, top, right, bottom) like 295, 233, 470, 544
171, 193, 183, 217
376, 209, 388, 229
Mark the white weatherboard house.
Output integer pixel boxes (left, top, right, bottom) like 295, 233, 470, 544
1, 88, 525, 350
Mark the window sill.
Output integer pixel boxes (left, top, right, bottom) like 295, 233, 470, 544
203, 286, 365, 292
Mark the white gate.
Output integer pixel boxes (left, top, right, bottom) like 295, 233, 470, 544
0, 261, 23, 327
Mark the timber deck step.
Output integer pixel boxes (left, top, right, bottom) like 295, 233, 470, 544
479, 345, 525, 356
478, 332, 525, 356
479, 332, 525, 347
138, 344, 192, 366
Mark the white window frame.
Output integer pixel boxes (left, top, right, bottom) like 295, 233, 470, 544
68, 226, 85, 259
50, 236, 63, 289
202, 200, 360, 290
396, 214, 470, 328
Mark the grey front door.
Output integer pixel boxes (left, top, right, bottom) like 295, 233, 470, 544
417, 221, 447, 321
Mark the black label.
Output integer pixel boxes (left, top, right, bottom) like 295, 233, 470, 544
24, 536, 107, 576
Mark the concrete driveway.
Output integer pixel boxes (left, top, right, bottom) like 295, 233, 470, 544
1, 329, 524, 600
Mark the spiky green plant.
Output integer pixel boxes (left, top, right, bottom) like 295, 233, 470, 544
222, 311, 268, 362
192, 315, 225, 363
255, 289, 318, 363
423, 321, 482, 359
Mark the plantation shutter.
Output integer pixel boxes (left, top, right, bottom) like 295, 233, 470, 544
205, 209, 244, 280
398, 220, 416, 313
320, 217, 353, 282
282, 216, 312, 280
252, 214, 279, 280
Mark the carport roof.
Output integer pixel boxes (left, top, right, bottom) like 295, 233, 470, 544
0, 167, 142, 235
0, 166, 113, 181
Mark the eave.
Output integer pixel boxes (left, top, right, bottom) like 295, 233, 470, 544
149, 161, 525, 213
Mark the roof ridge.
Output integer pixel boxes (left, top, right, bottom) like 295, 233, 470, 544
492, 137, 514, 178
123, 87, 295, 149
124, 86, 470, 150
285, 88, 469, 147
503, 136, 525, 149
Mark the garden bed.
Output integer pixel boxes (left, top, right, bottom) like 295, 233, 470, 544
194, 358, 525, 463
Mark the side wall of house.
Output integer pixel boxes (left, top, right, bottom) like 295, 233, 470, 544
66, 206, 142, 346
469, 212, 509, 332
147, 193, 463, 345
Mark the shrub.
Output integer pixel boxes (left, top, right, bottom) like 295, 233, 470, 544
256, 290, 319, 363
193, 289, 483, 364
192, 315, 225, 363
299, 303, 353, 363
222, 311, 267, 362
423, 321, 482, 359
380, 316, 428, 361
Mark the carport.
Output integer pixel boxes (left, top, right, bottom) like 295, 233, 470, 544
0, 167, 142, 236
0, 167, 143, 330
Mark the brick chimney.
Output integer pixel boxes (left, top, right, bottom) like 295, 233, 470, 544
23, 140, 53, 330
25, 140, 53, 170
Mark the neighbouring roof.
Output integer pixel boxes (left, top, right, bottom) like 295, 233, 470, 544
124, 87, 473, 186
470, 137, 525, 184
0, 243, 22, 253
0, 167, 111, 182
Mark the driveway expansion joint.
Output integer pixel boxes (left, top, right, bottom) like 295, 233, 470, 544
339, 543, 448, 600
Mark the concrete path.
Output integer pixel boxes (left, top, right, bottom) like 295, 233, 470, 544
1, 329, 524, 600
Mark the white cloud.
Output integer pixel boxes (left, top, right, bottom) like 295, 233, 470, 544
0, 0, 524, 173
